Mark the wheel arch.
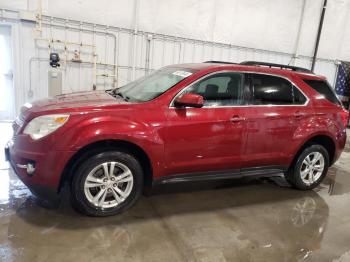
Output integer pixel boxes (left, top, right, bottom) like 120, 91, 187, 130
58, 139, 153, 193
290, 134, 336, 170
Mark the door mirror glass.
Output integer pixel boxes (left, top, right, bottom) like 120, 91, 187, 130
174, 93, 204, 108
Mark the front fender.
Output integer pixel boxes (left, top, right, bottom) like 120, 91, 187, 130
53, 113, 165, 176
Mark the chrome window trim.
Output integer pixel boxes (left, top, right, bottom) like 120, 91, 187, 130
169, 71, 310, 109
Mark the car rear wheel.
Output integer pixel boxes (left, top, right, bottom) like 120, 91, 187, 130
285, 144, 329, 190
70, 151, 143, 216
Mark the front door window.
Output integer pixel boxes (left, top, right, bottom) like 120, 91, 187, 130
182, 72, 244, 107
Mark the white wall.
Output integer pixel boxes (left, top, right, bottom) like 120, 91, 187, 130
0, 0, 347, 114
1, 0, 350, 59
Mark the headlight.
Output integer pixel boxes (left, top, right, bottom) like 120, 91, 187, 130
23, 114, 69, 140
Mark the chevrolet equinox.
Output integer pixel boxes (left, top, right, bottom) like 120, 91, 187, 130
5, 61, 349, 216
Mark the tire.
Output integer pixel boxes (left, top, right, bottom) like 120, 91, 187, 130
70, 151, 143, 216
284, 144, 329, 190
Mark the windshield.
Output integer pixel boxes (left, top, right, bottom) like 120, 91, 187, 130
113, 68, 195, 102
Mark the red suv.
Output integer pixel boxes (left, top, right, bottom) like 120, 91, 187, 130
5, 61, 349, 216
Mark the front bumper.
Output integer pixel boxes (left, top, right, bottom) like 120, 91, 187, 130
5, 139, 74, 204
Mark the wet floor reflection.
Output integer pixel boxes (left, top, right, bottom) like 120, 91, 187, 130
0, 172, 9, 204
0, 169, 338, 261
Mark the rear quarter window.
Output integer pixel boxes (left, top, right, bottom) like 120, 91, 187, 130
303, 79, 341, 106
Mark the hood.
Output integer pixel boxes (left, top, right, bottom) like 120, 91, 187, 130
20, 90, 128, 118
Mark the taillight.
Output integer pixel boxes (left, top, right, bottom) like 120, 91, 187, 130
341, 108, 349, 127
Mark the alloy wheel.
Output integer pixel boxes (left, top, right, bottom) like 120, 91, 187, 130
84, 161, 134, 209
299, 152, 325, 186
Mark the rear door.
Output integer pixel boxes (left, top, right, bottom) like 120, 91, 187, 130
241, 73, 310, 169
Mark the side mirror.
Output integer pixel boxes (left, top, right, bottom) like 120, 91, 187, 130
174, 93, 204, 108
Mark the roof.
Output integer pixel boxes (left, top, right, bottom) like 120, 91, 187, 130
169, 61, 326, 80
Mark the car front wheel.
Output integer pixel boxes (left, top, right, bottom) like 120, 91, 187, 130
285, 144, 329, 190
70, 151, 143, 216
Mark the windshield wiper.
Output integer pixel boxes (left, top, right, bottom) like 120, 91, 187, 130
115, 92, 130, 101
105, 89, 128, 101
105, 89, 133, 101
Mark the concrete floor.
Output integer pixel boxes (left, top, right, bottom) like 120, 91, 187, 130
0, 122, 350, 262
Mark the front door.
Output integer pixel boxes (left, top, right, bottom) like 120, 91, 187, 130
165, 72, 246, 175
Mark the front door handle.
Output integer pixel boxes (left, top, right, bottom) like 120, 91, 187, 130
230, 115, 246, 123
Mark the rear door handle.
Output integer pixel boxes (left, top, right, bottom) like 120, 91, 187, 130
230, 115, 246, 123
294, 111, 305, 119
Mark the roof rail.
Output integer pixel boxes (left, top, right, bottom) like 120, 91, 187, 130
204, 60, 237, 65
240, 61, 313, 73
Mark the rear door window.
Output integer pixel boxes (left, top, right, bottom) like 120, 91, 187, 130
244, 74, 307, 105
293, 86, 307, 105
303, 79, 341, 106
247, 74, 294, 105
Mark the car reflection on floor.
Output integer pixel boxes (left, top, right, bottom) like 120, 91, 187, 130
0, 168, 331, 261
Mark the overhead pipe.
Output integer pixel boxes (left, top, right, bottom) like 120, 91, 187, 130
39, 18, 118, 88
145, 34, 152, 75
131, 0, 140, 81
92, 24, 97, 90
311, 0, 327, 72
0, 8, 336, 65
35, 37, 95, 48
290, 0, 307, 66
29, 56, 147, 97
35, 0, 43, 35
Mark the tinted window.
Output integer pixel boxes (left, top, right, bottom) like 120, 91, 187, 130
249, 74, 293, 105
184, 73, 244, 106
303, 79, 341, 106
293, 86, 307, 104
